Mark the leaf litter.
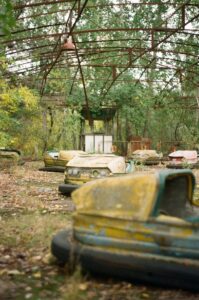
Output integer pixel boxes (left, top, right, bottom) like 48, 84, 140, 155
0, 161, 199, 299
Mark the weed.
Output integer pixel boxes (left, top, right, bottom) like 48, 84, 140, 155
1, 212, 71, 249
61, 267, 91, 300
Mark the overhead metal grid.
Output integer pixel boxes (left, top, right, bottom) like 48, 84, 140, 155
1, 0, 199, 115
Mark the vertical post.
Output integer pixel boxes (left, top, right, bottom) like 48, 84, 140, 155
42, 108, 48, 154
182, 5, 185, 29
179, 69, 183, 83
93, 134, 95, 153
151, 30, 155, 49
128, 48, 132, 66
112, 66, 117, 80
117, 110, 119, 142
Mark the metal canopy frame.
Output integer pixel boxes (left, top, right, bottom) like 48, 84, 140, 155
1, 0, 199, 118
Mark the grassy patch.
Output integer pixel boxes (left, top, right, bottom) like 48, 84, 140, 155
0, 211, 73, 299
1, 212, 71, 248
12, 274, 66, 300
61, 267, 92, 300
0, 211, 96, 300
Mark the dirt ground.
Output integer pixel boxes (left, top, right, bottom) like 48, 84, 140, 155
1, 161, 199, 300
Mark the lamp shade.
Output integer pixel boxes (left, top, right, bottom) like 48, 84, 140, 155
62, 36, 75, 50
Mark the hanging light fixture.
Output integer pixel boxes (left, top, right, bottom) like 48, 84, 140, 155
62, 36, 75, 50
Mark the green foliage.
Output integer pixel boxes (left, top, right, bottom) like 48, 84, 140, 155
0, 1, 198, 156
0, 76, 41, 153
42, 108, 82, 151
0, 0, 15, 35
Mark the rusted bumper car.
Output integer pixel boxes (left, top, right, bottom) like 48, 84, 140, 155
39, 150, 85, 172
131, 149, 162, 165
167, 150, 199, 169
52, 169, 199, 290
58, 154, 134, 195
0, 148, 23, 167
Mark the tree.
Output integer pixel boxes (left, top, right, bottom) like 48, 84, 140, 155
0, 1, 198, 155
0, 0, 15, 35
0, 71, 41, 155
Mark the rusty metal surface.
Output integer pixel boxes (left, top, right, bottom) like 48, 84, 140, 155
0, 1, 198, 111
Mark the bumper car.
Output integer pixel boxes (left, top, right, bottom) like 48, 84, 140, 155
0, 148, 23, 167
130, 149, 162, 165
39, 150, 85, 172
166, 150, 199, 169
52, 169, 199, 290
58, 154, 134, 195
